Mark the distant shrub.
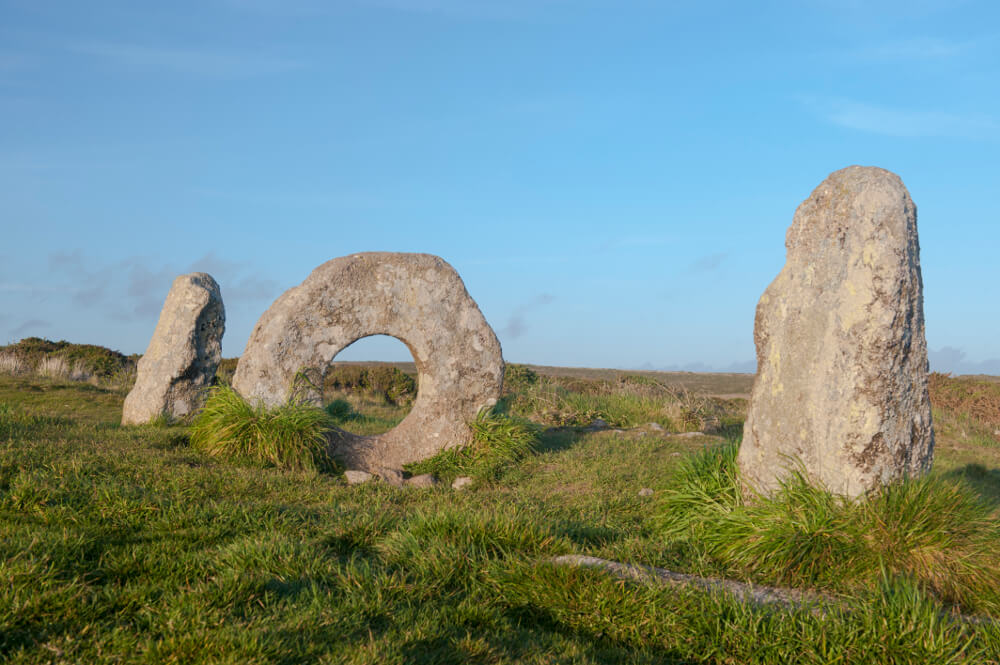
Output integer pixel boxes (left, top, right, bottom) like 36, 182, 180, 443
324, 398, 355, 422
324, 364, 416, 405
0, 337, 137, 390
503, 364, 538, 390
929, 372, 1000, 428
191, 386, 338, 473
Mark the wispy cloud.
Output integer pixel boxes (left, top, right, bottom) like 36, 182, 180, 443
640, 359, 757, 374
809, 0, 974, 19
0, 52, 32, 72
188, 252, 281, 302
929, 347, 1000, 375
69, 41, 305, 78
687, 252, 727, 273
596, 232, 675, 253
501, 294, 555, 340
357, 0, 537, 20
220, 0, 332, 15
10, 319, 51, 338
225, 0, 579, 20
0, 282, 60, 294
44, 251, 281, 323
849, 37, 972, 61
802, 97, 999, 139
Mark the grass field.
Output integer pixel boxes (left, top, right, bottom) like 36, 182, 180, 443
2, 360, 1000, 663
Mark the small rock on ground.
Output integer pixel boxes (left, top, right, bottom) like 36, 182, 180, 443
638, 488, 654, 497
452, 476, 474, 490
376, 468, 406, 487
344, 470, 374, 485
405, 473, 439, 488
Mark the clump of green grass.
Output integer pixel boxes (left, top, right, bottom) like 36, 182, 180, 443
0, 403, 34, 439
190, 386, 338, 473
379, 505, 571, 594
405, 409, 539, 482
655, 443, 1000, 615
0, 402, 63, 440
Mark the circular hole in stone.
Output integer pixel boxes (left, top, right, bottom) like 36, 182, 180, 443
323, 335, 418, 436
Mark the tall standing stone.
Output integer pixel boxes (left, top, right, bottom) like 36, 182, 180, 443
122, 273, 225, 425
738, 166, 934, 498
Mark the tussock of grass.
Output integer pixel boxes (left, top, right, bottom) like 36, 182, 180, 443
655, 443, 1000, 614
0, 402, 63, 440
405, 409, 539, 482
190, 386, 337, 473
379, 506, 571, 595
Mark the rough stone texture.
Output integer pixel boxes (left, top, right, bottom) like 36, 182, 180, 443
451, 476, 474, 490
343, 470, 374, 485
405, 473, 439, 488
738, 166, 934, 498
232, 252, 504, 473
122, 273, 224, 425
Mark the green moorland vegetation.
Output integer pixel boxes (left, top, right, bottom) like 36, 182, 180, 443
2, 340, 1000, 663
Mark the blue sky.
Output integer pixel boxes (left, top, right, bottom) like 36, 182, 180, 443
2, 0, 998, 373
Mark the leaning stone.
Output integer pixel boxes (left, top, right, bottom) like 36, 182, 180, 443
738, 166, 934, 498
343, 470, 374, 485
232, 253, 503, 472
122, 273, 224, 425
451, 476, 474, 490
405, 473, 439, 488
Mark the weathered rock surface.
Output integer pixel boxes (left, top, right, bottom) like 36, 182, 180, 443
738, 166, 934, 498
405, 473, 439, 488
451, 476, 474, 490
232, 252, 504, 472
122, 273, 225, 425
343, 470, 375, 485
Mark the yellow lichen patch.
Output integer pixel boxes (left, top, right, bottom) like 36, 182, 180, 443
837, 278, 873, 332
862, 241, 877, 268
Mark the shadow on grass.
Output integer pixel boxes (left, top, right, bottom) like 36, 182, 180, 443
499, 605, 687, 665
941, 463, 1000, 509
554, 522, 624, 548
535, 428, 584, 454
